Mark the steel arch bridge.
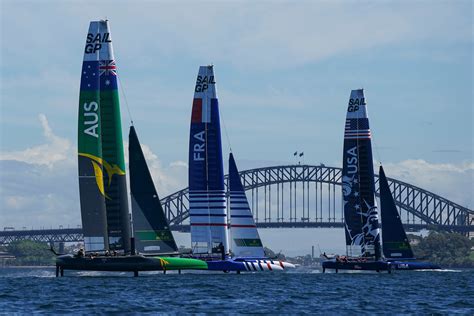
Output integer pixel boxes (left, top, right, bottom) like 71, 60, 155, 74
162, 164, 473, 233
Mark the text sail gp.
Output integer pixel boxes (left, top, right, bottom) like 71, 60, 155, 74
341, 89, 381, 258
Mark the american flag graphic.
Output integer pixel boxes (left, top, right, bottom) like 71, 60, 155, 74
344, 118, 371, 139
99, 60, 117, 76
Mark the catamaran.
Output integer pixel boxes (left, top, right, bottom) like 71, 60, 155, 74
322, 89, 440, 272
187, 65, 285, 272
322, 89, 390, 272
55, 20, 207, 276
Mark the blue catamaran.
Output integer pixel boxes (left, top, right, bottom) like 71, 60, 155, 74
188, 65, 284, 272
322, 89, 390, 272
322, 89, 440, 273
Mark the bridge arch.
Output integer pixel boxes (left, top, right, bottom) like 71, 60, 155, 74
161, 164, 473, 233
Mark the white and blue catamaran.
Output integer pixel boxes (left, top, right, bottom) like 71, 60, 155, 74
188, 65, 291, 272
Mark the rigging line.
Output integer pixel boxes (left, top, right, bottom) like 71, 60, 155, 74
204, 91, 213, 255
370, 118, 383, 166
355, 99, 365, 257
218, 98, 233, 153
116, 70, 134, 126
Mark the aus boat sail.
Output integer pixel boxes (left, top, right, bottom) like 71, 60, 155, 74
188, 65, 283, 272
55, 20, 207, 276
322, 89, 390, 273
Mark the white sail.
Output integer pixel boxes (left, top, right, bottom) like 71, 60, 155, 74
228, 153, 265, 258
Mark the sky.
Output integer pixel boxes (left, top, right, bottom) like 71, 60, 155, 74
0, 0, 472, 255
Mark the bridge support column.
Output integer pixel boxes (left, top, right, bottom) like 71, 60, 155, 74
59, 242, 65, 254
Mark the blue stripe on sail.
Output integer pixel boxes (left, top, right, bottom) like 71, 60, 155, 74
206, 98, 225, 191
230, 215, 254, 218
230, 207, 251, 210
190, 193, 225, 196
189, 123, 207, 191
190, 213, 227, 217
345, 118, 369, 130
80, 61, 100, 90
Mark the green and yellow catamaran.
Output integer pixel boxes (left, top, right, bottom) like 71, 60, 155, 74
56, 20, 207, 276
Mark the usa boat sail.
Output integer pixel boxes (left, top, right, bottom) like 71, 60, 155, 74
322, 89, 391, 272
55, 20, 207, 276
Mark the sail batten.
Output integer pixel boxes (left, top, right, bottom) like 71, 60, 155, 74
341, 89, 381, 258
229, 153, 265, 258
188, 66, 228, 255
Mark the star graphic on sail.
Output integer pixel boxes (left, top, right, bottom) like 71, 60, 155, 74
354, 191, 359, 197
81, 61, 100, 90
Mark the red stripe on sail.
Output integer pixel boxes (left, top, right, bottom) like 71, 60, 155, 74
191, 98, 203, 123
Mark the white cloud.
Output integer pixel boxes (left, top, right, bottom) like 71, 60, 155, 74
0, 114, 74, 168
0, 117, 189, 229
134, 142, 188, 197
1, 2, 470, 72
382, 159, 473, 209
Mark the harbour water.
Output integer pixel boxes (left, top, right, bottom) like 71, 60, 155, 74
1, 268, 473, 314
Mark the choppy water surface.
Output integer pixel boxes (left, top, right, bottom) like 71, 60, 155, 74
1, 268, 473, 314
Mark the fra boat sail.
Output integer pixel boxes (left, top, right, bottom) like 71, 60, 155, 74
188, 66, 283, 272
322, 89, 390, 272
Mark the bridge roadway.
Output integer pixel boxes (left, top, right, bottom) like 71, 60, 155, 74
0, 222, 470, 245
1, 164, 472, 245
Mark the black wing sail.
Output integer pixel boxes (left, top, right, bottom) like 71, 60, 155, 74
129, 126, 178, 254
379, 166, 414, 259
342, 89, 381, 258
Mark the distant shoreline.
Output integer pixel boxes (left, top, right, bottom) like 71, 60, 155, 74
1, 266, 55, 269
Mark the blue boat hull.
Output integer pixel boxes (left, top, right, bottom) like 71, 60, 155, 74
322, 260, 391, 272
389, 261, 441, 270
